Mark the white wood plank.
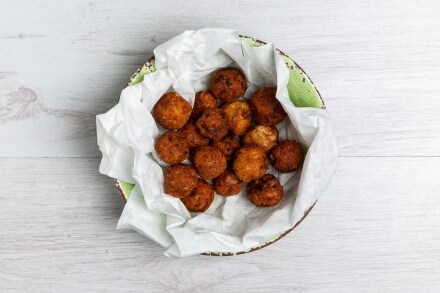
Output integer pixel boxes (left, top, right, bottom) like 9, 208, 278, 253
0, 157, 439, 292
0, 0, 439, 157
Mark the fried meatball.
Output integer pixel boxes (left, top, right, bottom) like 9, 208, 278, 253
192, 91, 217, 119
232, 146, 268, 182
246, 174, 283, 207
178, 120, 209, 149
196, 108, 229, 141
181, 179, 214, 212
193, 146, 227, 180
210, 68, 247, 102
269, 140, 305, 173
213, 169, 243, 196
212, 136, 240, 160
222, 101, 252, 136
154, 130, 189, 164
250, 87, 287, 126
243, 125, 279, 153
164, 164, 197, 198
152, 92, 192, 129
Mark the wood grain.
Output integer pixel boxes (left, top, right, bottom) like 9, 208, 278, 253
1, 0, 440, 292
0, 0, 439, 157
0, 157, 439, 292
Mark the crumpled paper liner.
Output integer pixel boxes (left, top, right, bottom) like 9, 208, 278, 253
96, 28, 338, 257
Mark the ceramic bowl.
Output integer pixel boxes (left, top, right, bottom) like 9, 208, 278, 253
115, 35, 324, 255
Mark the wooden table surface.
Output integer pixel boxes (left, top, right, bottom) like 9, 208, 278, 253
1, 1, 439, 292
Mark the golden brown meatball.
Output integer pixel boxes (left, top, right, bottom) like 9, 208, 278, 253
154, 130, 189, 164
152, 92, 192, 129
210, 68, 247, 102
164, 164, 197, 198
192, 91, 217, 119
178, 120, 209, 149
222, 101, 252, 136
246, 174, 283, 207
232, 146, 268, 182
181, 179, 214, 212
242, 125, 279, 153
269, 140, 304, 173
213, 169, 243, 196
193, 146, 227, 180
212, 136, 240, 160
196, 108, 229, 141
249, 87, 287, 126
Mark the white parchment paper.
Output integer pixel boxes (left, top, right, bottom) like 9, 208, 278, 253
96, 28, 338, 257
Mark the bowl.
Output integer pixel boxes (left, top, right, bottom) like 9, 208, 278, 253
115, 35, 324, 255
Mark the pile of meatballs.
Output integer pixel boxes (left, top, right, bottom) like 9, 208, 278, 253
152, 68, 304, 212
